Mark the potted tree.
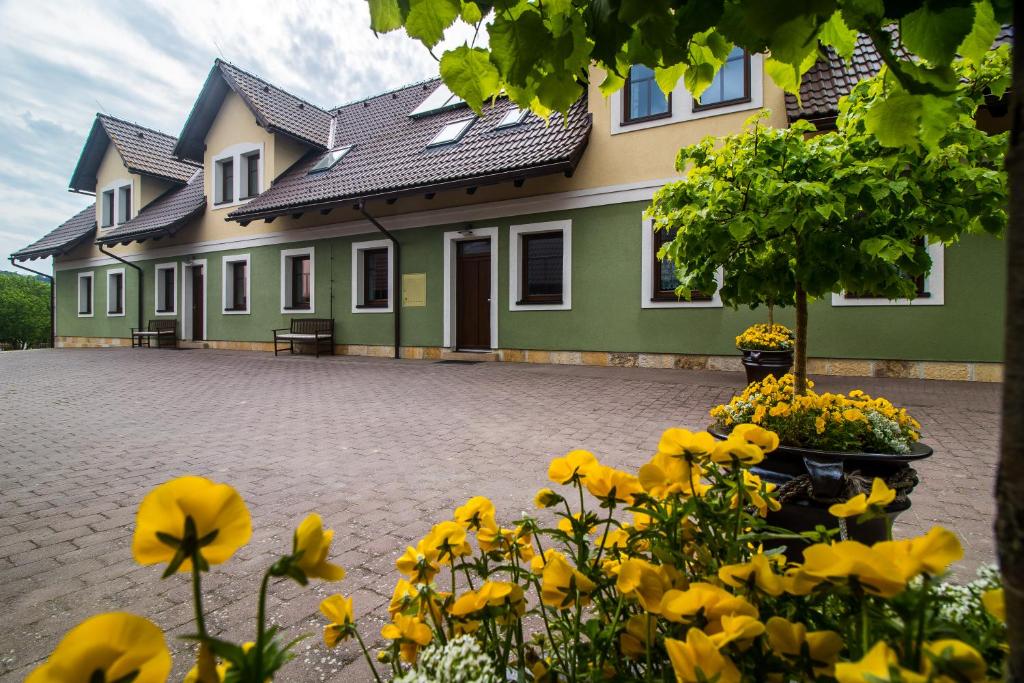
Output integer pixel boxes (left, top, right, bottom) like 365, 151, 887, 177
735, 316, 795, 383
648, 51, 1009, 541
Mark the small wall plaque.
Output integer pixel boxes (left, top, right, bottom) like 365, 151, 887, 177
402, 273, 426, 307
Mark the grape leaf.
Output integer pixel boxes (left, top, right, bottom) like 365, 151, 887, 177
405, 0, 461, 48
439, 46, 500, 112
901, 3, 975, 65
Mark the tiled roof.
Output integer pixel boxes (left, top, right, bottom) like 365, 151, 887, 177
229, 81, 592, 221
11, 204, 96, 261
96, 170, 206, 246
174, 59, 332, 161
787, 25, 1015, 123
68, 115, 199, 192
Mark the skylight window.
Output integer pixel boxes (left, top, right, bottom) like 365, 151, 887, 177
409, 84, 466, 118
427, 118, 475, 147
496, 108, 529, 129
308, 145, 352, 173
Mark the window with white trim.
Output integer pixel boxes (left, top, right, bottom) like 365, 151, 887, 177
509, 220, 572, 311
106, 268, 125, 316
640, 218, 723, 308
154, 263, 176, 315
212, 143, 263, 207
77, 272, 94, 317
117, 185, 132, 224
832, 240, 945, 307
351, 240, 393, 313
223, 254, 250, 314
280, 246, 314, 313
99, 180, 132, 228
101, 190, 114, 227
495, 108, 529, 129
693, 47, 751, 111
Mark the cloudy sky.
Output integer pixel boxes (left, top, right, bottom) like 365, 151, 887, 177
0, 0, 476, 273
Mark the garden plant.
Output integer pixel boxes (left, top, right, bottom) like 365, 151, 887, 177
27, 423, 1007, 682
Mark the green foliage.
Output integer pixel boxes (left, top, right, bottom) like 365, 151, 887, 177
0, 271, 50, 349
646, 50, 1008, 313
367, 0, 1010, 147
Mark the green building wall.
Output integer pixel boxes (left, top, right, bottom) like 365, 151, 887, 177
54, 201, 1006, 362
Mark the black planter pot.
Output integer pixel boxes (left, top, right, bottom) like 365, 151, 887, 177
709, 426, 933, 555
739, 348, 794, 384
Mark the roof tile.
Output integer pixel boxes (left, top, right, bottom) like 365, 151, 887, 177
97, 170, 206, 245
99, 115, 200, 183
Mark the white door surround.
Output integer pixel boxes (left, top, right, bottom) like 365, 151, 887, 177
181, 259, 207, 341
442, 227, 498, 350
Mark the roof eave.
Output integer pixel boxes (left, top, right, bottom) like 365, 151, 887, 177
67, 118, 110, 193
13, 227, 97, 262
95, 199, 207, 247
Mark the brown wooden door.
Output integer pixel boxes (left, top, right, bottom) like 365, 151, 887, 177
191, 266, 204, 340
456, 240, 491, 350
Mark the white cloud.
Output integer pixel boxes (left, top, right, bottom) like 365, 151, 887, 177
0, 0, 478, 273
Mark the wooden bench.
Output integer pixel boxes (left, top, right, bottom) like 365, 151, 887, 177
131, 320, 178, 349
273, 318, 335, 357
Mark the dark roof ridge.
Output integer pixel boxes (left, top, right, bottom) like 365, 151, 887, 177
95, 113, 181, 142
330, 76, 441, 112
214, 58, 330, 116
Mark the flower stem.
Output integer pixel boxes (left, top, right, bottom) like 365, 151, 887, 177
254, 566, 273, 678
353, 627, 384, 683
191, 557, 207, 637
190, 554, 217, 683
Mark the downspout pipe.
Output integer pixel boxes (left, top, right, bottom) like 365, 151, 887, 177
97, 244, 144, 334
8, 256, 55, 348
357, 203, 401, 359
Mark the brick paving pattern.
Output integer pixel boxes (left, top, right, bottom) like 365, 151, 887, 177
0, 349, 1001, 680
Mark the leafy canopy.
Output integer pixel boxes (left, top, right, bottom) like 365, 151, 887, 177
368, 0, 1011, 147
0, 271, 50, 348
645, 47, 1010, 310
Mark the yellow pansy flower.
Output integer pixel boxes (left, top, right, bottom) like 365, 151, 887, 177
657, 428, 717, 462
872, 526, 963, 580
620, 613, 656, 658
453, 496, 496, 530
27, 612, 171, 683
638, 452, 705, 499
584, 465, 643, 504
828, 478, 896, 518
834, 641, 926, 683
718, 553, 784, 596
615, 558, 674, 613
132, 476, 252, 573
320, 594, 355, 647
982, 587, 1005, 622
530, 547, 559, 575
765, 617, 843, 676
547, 449, 598, 485
293, 513, 345, 581
381, 613, 433, 663
730, 423, 780, 452
710, 438, 764, 467
665, 629, 740, 683
389, 579, 418, 616
421, 521, 472, 562
710, 614, 765, 649
731, 470, 780, 517
395, 541, 440, 584
659, 583, 758, 633
923, 639, 987, 682
533, 487, 562, 508
540, 551, 596, 609
793, 541, 907, 597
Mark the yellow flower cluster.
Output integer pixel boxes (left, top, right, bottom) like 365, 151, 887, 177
735, 323, 794, 351
711, 374, 921, 453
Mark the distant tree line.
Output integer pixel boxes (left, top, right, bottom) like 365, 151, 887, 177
0, 271, 50, 349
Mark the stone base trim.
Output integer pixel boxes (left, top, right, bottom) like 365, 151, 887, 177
53, 337, 1002, 382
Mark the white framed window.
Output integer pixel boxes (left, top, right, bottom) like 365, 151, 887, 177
831, 241, 945, 307
280, 246, 314, 313
509, 220, 572, 311
77, 271, 94, 317
495, 108, 529, 129
212, 143, 263, 207
309, 145, 352, 174
222, 254, 251, 314
106, 268, 125, 317
99, 179, 132, 228
641, 218, 723, 308
428, 117, 475, 147
154, 263, 177, 316
351, 239, 393, 313
610, 53, 764, 134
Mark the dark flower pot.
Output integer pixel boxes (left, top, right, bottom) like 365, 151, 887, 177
709, 426, 933, 556
739, 348, 793, 384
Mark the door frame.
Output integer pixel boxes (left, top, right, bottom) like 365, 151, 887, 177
443, 227, 498, 350
181, 258, 207, 341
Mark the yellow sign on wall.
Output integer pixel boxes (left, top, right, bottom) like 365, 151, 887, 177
402, 273, 427, 307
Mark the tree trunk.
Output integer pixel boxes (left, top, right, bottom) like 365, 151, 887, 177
768, 303, 775, 328
996, 10, 1024, 679
794, 284, 808, 394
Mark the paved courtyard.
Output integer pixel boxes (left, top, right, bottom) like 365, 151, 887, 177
0, 348, 1002, 681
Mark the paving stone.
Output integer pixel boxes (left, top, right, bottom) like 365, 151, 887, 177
0, 348, 1001, 680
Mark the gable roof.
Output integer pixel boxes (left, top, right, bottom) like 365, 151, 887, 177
11, 204, 97, 261
228, 80, 592, 222
174, 59, 332, 162
96, 170, 206, 246
68, 114, 200, 192
787, 25, 1014, 124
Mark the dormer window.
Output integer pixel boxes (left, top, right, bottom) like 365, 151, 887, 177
101, 190, 114, 227
428, 117, 474, 147
212, 143, 263, 207
99, 180, 132, 229
308, 145, 352, 174
496, 108, 529, 129
118, 186, 131, 224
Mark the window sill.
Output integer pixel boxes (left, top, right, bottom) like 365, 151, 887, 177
155, 310, 177, 316
282, 307, 312, 312
516, 299, 563, 306
223, 307, 250, 315
356, 303, 389, 309
692, 96, 752, 113
621, 111, 673, 126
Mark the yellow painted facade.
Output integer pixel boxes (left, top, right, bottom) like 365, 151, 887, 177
93, 144, 139, 229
